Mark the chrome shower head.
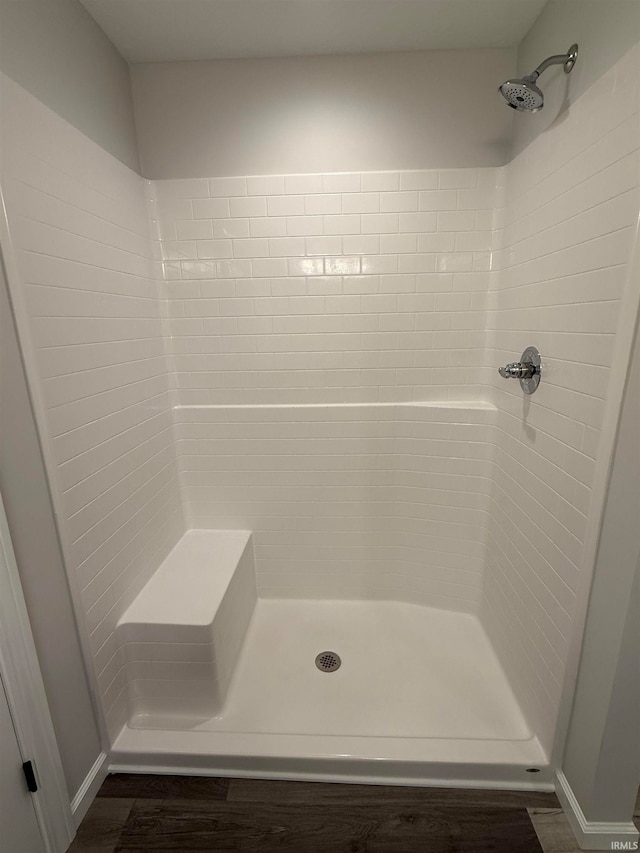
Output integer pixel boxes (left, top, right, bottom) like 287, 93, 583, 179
499, 43, 578, 113
499, 76, 544, 112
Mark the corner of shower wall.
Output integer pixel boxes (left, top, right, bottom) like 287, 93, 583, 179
477, 41, 640, 758
144, 178, 198, 535
0, 73, 187, 744
475, 163, 508, 409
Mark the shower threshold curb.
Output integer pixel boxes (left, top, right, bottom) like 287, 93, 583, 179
110, 726, 553, 790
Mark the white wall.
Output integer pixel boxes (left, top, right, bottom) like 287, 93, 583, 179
512, 0, 640, 157
0, 0, 146, 794
561, 306, 640, 824
0, 0, 140, 172
481, 41, 640, 755
131, 49, 516, 178
0, 74, 185, 742
0, 249, 101, 799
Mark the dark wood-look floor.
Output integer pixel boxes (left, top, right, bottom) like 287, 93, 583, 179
69, 774, 561, 852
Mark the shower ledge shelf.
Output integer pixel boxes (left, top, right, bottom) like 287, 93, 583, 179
173, 400, 498, 411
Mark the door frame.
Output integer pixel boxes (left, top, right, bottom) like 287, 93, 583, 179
0, 484, 74, 852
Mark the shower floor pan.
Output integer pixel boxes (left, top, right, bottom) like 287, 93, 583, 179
111, 598, 551, 788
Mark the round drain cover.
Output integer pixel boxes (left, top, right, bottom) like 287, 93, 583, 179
315, 651, 341, 672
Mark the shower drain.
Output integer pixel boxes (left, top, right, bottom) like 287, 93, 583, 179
315, 651, 341, 672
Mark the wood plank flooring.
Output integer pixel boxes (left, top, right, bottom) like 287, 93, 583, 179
69, 774, 561, 852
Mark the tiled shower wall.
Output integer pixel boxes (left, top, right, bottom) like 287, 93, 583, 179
482, 42, 640, 751
152, 168, 498, 405
0, 74, 185, 736
151, 45, 640, 753
174, 402, 496, 606
2, 40, 639, 755
152, 168, 500, 606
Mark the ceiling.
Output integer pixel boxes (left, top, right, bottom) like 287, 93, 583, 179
79, 0, 549, 63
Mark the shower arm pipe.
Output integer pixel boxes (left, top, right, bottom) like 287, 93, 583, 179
530, 44, 579, 79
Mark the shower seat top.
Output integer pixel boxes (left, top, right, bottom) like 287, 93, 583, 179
118, 529, 252, 628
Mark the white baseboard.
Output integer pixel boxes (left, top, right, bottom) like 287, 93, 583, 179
70, 751, 109, 828
555, 771, 639, 850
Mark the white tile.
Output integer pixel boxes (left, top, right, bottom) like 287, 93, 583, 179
269, 237, 306, 257
210, 177, 247, 197
285, 174, 323, 194
177, 219, 213, 240
247, 175, 285, 195
380, 234, 417, 254
361, 172, 400, 192
342, 193, 380, 214
436, 253, 474, 272
285, 216, 323, 237
362, 213, 399, 234
323, 214, 361, 235
400, 171, 439, 191
252, 257, 288, 277
162, 241, 197, 260
193, 197, 230, 219
343, 235, 380, 255
268, 195, 305, 216
306, 236, 342, 256
216, 259, 252, 278
437, 211, 476, 232
197, 239, 233, 259
214, 219, 250, 239
418, 232, 455, 253
438, 169, 479, 189
156, 178, 209, 199
250, 217, 287, 238
380, 192, 419, 213
304, 194, 341, 215
455, 231, 492, 252
324, 257, 361, 275
181, 260, 218, 278
323, 173, 361, 193
457, 188, 496, 210
233, 238, 269, 258
288, 258, 324, 276
361, 294, 398, 313
398, 212, 438, 233
362, 255, 399, 274
419, 190, 458, 211
398, 254, 436, 273
230, 196, 267, 218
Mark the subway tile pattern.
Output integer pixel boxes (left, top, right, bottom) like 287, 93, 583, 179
152, 168, 503, 612
0, 75, 186, 739
481, 43, 640, 753
151, 168, 498, 406
2, 40, 639, 754
176, 402, 496, 607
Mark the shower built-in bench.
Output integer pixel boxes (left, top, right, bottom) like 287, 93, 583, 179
116, 530, 257, 720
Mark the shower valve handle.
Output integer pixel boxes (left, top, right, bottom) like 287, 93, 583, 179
498, 361, 535, 380
497, 346, 542, 395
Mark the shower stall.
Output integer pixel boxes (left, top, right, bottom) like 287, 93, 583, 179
0, 3, 639, 795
